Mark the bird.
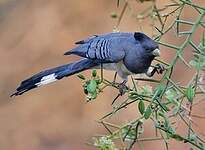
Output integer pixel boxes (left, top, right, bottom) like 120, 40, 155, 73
11, 32, 163, 97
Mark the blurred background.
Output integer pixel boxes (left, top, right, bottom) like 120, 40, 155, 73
0, 0, 205, 149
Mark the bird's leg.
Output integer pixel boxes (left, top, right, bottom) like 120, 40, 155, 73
100, 63, 104, 81
146, 64, 165, 77
112, 72, 118, 85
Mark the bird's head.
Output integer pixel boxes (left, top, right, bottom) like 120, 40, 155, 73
134, 32, 160, 57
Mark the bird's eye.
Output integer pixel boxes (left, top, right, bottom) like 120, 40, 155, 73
144, 46, 151, 51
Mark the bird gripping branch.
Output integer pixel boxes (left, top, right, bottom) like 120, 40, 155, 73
11, 32, 163, 97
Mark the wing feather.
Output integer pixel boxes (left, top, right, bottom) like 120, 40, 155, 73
64, 34, 125, 63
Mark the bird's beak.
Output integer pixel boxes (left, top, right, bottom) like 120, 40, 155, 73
152, 48, 160, 57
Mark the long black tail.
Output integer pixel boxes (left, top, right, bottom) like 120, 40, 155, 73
11, 59, 97, 96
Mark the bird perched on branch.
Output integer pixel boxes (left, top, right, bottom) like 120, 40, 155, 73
11, 32, 164, 97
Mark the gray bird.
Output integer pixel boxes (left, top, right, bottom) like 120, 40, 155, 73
11, 32, 163, 97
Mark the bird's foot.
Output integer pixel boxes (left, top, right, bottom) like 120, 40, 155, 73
146, 64, 165, 77
118, 80, 128, 96
111, 80, 128, 105
155, 64, 165, 74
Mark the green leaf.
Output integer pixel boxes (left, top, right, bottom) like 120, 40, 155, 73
92, 70, 97, 77
93, 91, 97, 98
139, 85, 153, 96
189, 133, 197, 143
199, 142, 205, 150
87, 80, 97, 94
189, 59, 201, 69
165, 88, 179, 105
165, 89, 175, 101
172, 105, 180, 116
144, 105, 152, 119
129, 91, 137, 96
190, 53, 205, 70
185, 86, 195, 102
121, 126, 136, 140
170, 134, 184, 141
152, 84, 165, 100
128, 95, 138, 100
166, 126, 176, 139
95, 77, 102, 84
128, 91, 138, 100
138, 101, 145, 115
202, 32, 205, 47
77, 74, 85, 80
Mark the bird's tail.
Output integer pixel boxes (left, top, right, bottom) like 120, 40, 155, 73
11, 59, 97, 97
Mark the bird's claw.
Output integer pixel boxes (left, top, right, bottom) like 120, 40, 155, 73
111, 80, 128, 105
146, 63, 165, 77
155, 64, 165, 74
118, 80, 128, 96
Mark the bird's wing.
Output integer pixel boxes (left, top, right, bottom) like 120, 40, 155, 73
64, 34, 126, 63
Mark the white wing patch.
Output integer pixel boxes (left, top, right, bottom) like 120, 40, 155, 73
35, 73, 57, 87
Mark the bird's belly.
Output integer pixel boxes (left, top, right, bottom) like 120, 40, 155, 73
115, 61, 133, 76
101, 63, 117, 71
94, 61, 132, 80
